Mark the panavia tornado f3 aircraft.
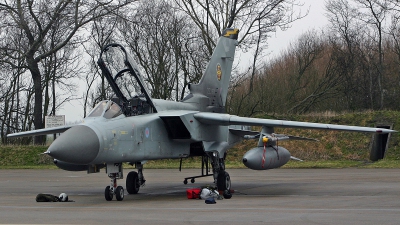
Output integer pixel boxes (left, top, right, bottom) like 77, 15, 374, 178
8, 28, 396, 201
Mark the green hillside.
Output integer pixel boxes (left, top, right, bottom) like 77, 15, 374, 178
0, 145, 53, 168
1, 111, 399, 169
224, 111, 400, 168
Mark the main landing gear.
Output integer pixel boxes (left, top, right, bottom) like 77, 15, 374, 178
126, 162, 146, 194
183, 152, 232, 199
211, 153, 232, 199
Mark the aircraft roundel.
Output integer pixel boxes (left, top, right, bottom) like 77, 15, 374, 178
145, 127, 150, 138
216, 64, 222, 81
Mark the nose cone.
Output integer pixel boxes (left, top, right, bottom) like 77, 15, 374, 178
46, 125, 99, 164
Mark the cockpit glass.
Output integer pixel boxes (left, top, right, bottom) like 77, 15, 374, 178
87, 101, 108, 117
103, 102, 123, 119
87, 100, 123, 119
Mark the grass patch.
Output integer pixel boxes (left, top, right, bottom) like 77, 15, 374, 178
0, 145, 54, 168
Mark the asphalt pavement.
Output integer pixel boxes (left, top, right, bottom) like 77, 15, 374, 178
0, 168, 399, 224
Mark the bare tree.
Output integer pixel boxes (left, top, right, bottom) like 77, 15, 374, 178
81, 14, 121, 117
175, 0, 305, 53
325, 0, 365, 109
227, 0, 400, 114
353, 0, 395, 109
119, 0, 202, 101
0, 0, 136, 144
174, 0, 306, 115
325, 0, 395, 110
0, 25, 34, 144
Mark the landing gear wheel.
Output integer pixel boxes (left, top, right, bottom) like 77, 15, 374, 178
217, 171, 231, 191
183, 179, 188, 185
126, 171, 140, 194
191, 178, 195, 183
116, 186, 124, 201
105, 186, 113, 201
223, 190, 232, 199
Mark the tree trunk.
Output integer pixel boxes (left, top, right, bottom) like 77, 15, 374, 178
28, 57, 45, 145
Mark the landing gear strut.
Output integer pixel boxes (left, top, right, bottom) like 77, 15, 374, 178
105, 163, 124, 201
210, 152, 232, 199
181, 151, 233, 199
210, 153, 228, 189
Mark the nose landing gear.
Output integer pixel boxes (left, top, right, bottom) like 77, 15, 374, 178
105, 163, 124, 201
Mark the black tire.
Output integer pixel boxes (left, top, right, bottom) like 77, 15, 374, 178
223, 190, 232, 199
217, 171, 231, 192
116, 186, 124, 201
126, 171, 140, 194
104, 186, 113, 201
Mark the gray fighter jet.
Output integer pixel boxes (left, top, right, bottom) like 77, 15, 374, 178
8, 28, 396, 201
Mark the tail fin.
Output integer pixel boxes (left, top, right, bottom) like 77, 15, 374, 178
185, 28, 239, 113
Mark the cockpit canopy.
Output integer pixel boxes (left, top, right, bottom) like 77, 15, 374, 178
87, 100, 124, 119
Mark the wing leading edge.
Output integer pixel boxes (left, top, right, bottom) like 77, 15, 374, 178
7, 125, 74, 138
194, 112, 396, 134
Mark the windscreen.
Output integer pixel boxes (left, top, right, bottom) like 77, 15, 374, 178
87, 101, 108, 117
87, 100, 123, 119
103, 101, 123, 119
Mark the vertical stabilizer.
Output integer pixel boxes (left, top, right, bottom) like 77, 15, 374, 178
185, 28, 239, 113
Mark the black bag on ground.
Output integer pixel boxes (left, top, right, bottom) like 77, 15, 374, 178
36, 193, 59, 202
